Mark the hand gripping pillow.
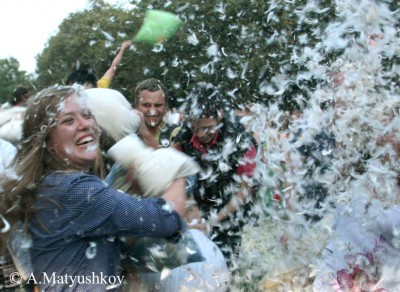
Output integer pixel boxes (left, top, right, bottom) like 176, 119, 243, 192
107, 134, 200, 197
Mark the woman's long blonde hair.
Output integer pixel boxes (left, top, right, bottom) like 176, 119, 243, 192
0, 85, 104, 245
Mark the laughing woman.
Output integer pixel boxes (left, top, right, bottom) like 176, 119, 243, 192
0, 85, 186, 291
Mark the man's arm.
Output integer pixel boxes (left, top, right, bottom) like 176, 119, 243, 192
190, 145, 257, 232
212, 181, 253, 223
212, 143, 257, 222
189, 181, 254, 233
99, 41, 131, 87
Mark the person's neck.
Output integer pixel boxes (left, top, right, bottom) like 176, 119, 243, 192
147, 121, 165, 136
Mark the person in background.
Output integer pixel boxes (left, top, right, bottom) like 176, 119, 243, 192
65, 63, 98, 89
0, 85, 186, 291
174, 83, 259, 269
165, 107, 185, 126
134, 78, 180, 149
10, 87, 31, 107
1, 86, 31, 109
0, 86, 32, 144
66, 41, 131, 89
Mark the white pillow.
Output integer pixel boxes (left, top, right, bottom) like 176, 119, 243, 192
107, 134, 200, 197
85, 88, 141, 142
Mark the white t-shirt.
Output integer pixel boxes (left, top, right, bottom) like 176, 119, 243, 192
0, 138, 17, 172
0, 106, 26, 143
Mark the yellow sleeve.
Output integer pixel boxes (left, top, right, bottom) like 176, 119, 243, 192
170, 126, 181, 142
96, 77, 111, 88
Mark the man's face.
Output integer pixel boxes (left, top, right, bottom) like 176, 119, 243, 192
136, 90, 167, 128
191, 117, 220, 145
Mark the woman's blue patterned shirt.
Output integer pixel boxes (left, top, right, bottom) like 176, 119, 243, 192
29, 171, 184, 291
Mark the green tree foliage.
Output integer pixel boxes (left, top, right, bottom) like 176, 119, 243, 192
35, 0, 339, 109
35, 0, 138, 100
35, 0, 398, 111
0, 57, 33, 104
121, 0, 338, 109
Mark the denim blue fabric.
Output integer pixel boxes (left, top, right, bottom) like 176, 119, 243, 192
105, 165, 204, 272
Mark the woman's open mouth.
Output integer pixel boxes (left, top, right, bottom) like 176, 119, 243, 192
76, 136, 94, 146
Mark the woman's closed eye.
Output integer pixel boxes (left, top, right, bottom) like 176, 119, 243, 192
82, 111, 93, 119
60, 116, 75, 125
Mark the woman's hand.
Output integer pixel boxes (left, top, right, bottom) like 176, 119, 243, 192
125, 163, 142, 194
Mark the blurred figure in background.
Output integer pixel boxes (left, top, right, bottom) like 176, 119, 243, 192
0, 86, 32, 144
66, 41, 131, 89
174, 83, 259, 269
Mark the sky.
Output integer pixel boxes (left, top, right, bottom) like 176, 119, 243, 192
0, 0, 120, 75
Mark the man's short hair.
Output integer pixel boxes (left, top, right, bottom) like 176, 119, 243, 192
134, 78, 168, 106
66, 63, 98, 88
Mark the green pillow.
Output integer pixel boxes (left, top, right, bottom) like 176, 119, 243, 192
134, 10, 182, 45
